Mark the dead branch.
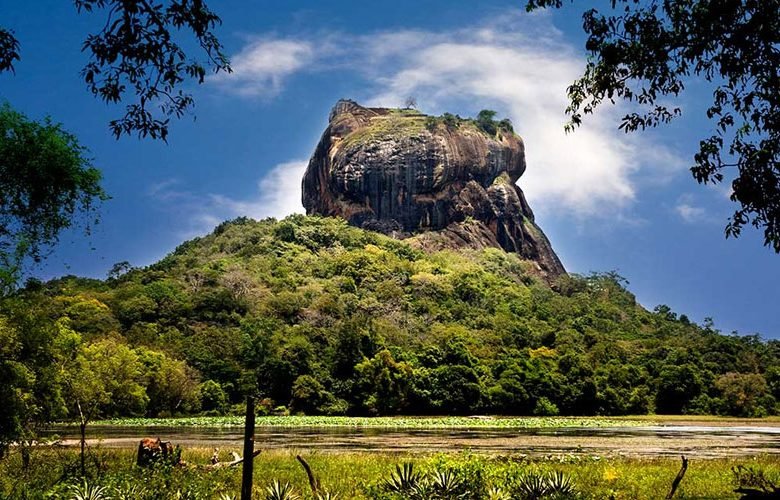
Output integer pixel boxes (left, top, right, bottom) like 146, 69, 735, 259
296, 454, 319, 494
665, 455, 689, 499
205, 449, 261, 470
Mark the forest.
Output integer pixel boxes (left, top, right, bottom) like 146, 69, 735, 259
3, 214, 779, 453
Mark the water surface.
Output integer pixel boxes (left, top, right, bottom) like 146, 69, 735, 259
42, 424, 780, 459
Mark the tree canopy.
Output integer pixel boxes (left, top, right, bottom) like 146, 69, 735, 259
526, 0, 780, 251
4, 215, 778, 423
0, 104, 106, 293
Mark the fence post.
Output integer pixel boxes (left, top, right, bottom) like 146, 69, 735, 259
241, 395, 256, 500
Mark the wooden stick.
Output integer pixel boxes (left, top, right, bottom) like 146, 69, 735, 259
296, 454, 319, 494
665, 455, 689, 499
206, 449, 261, 470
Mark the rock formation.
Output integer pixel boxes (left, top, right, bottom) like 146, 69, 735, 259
302, 100, 566, 278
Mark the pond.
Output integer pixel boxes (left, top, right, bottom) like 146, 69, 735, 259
41, 424, 780, 459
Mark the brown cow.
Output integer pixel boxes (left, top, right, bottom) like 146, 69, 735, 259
136, 437, 178, 467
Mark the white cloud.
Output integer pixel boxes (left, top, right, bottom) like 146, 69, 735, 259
215, 12, 688, 219
209, 160, 307, 220
212, 40, 314, 97
356, 21, 665, 216
675, 194, 707, 223
149, 161, 306, 238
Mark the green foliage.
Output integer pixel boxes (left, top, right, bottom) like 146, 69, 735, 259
513, 470, 577, 499
199, 380, 229, 414
1, 2, 230, 140
64, 338, 149, 421
4, 215, 780, 423
0, 103, 106, 294
66, 415, 642, 430
0, 298, 69, 456
265, 480, 300, 500
476, 110, 499, 136
383, 463, 424, 496
525, 0, 780, 251
3, 447, 780, 499
67, 479, 108, 500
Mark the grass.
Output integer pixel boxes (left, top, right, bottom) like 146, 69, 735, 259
2, 447, 778, 499
68, 415, 647, 429
339, 113, 428, 150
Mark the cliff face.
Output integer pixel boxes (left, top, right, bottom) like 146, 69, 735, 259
302, 100, 566, 278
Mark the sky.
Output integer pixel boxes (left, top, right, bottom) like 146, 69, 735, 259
1, 0, 778, 337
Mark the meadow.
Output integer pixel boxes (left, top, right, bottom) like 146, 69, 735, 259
2, 447, 778, 499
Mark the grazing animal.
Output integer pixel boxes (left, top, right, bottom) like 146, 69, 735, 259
136, 437, 177, 467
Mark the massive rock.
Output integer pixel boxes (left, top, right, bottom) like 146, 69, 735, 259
302, 100, 566, 278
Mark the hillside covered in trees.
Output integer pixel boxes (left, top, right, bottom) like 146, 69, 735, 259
3, 215, 779, 437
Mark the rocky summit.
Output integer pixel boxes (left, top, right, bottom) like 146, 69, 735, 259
302, 99, 565, 278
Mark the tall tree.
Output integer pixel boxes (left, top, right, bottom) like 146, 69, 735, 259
0, 296, 73, 465
0, 1, 230, 288
63, 338, 147, 475
526, 0, 780, 251
0, 104, 106, 293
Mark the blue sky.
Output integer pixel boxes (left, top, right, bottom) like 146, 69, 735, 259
1, 1, 778, 337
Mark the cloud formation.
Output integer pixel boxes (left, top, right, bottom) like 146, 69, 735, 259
674, 193, 711, 224
212, 13, 686, 220
212, 39, 313, 97
149, 161, 307, 238
209, 160, 307, 220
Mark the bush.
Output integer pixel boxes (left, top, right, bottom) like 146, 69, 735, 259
199, 380, 228, 414
533, 397, 559, 416
476, 110, 498, 135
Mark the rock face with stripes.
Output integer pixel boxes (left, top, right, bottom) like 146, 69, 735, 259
302, 100, 566, 279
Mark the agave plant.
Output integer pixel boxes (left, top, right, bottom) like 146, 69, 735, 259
265, 481, 300, 500
407, 480, 440, 500
514, 471, 578, 499
384, 463, 423, 493
516, 472, 549, 499
486, 486, 511, 500
431, 469, 464, 498
173, 489, 202, 500
546, 471, 576, 496
113, 484, 147, 500
314, 492, 339, 500
67, 480, 107, 500
217, 494, 238, 500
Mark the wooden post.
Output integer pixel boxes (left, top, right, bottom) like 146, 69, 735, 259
665, 455, 689, 499
240, 396, 256, 500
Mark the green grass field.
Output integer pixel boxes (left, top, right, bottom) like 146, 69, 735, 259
2, 447, 778, 499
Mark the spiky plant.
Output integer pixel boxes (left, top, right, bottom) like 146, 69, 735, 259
218, 494, 238, 500
513, 471, 578, 499
431, 469, 464, 498
67, 480, 107, 500
113, 484, 147, 500
515, 472, 549, 499
486, 486, 511, 500
173, 489, 201, 500
265, 481, 300, 500
315, 492, 339, 500
384, 463, 423, 493
546, 471, 576, 496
